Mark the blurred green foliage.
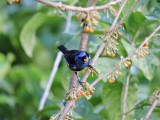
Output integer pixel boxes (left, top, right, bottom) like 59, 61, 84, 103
0, 0, 160, 120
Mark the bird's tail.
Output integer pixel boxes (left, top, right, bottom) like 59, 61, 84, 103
57, 45, 68, 54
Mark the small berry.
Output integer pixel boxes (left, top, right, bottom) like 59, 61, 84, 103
127, 61, 132, 66
82, 70, 85, 74
108, 79, 115, 83
117, 71, 122, 76
85, 91, 91, 95
140, 54, 144, 58
83, 27, 89, 32
15, 0, 20, 3
80, 91, 85, 96
118, 32, 122, 36
89, 28, 94, 33
110, 53, 115, 58
95, 15, 100, 19
85, 18, 90, 23
143, 42, 148, 47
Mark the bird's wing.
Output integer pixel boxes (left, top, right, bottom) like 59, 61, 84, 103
64, 50, 80, 64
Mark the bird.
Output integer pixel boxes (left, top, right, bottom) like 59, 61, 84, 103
57, 45, 92, 84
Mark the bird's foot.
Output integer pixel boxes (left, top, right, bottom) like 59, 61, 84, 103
88, 65, 100, 77
78, 80, 85, 87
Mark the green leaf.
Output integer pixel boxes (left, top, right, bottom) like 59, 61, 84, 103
75, 100, 93, 117
121, 39, 136, 55
102, 81, 123, 120
20, 13, 49, 57
125, 12, 159, 42
0, 94, 16, 106
74, 100, 103, 120
36, 104, 60, 117
102, 78, 137, 120
94, 57, 119, 82
133, 57, 153, 80
147, 52, 160, 66
0, 53, 14, 78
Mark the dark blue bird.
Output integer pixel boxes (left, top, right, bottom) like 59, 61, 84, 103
58, 45, 90, 71
58, 45, 93, 85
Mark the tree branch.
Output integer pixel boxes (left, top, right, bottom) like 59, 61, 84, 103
122, 71, 131, 120
37, 0, 122, 12
111, 0, 128, 28
143, 94, 160, 120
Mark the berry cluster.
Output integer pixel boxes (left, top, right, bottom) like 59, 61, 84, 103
65, 87, 84, 100
65, 82, 95, 101
101, 30, 121, 57
108, 71, 122, 83
137, 42, 149, 58
120, 59, 132, 69
76, 11, 100, 33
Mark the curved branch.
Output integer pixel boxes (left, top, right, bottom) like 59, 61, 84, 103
37, 0, 122, 12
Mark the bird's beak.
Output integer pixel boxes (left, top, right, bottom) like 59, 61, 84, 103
84, 58, 88, 62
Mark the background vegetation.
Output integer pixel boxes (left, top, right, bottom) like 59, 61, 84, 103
0, 0, 160, 120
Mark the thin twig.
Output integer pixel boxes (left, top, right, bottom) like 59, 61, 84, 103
37, 0, 122, 12
143, 94, 160, 120
91, 25, 160, 87
111, 0, 128, 28
119, 0, 139, 25
38, 52, 63, 111
122, 71, 131, 120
